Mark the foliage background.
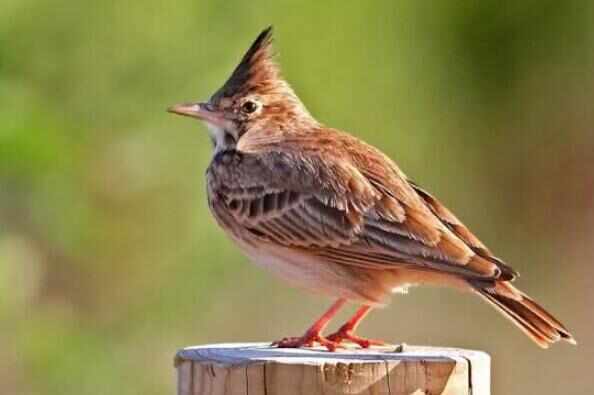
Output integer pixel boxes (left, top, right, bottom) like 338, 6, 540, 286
1, 1, 593, 394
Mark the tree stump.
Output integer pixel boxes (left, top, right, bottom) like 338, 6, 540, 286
175, 343, 490, 395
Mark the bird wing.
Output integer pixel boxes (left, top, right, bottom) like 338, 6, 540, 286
209, 145, 514, 281
208, 149, 377, 247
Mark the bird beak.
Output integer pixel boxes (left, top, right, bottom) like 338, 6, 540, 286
167, 102, 227, 128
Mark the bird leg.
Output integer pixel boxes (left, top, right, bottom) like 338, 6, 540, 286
326, 305, 386, 348
272, 298, 346, 351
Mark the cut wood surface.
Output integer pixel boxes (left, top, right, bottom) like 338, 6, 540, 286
175, 343, 490, 395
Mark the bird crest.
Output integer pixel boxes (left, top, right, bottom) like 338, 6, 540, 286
211, 26, 283, 103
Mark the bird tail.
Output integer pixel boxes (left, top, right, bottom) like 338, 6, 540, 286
471, 280, 576, 348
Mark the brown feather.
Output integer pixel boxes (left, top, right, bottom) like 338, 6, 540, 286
472, 281, 575, 347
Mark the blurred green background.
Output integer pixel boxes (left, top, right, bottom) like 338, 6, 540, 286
1, 1, 593, 394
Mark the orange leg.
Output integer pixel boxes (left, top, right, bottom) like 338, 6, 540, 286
272, 299, 346, 351
326, 305, 385, 348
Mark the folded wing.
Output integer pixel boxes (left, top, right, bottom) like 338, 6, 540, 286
208, 146, 514, 282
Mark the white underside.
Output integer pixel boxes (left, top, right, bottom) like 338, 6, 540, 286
232, 238, 443, 305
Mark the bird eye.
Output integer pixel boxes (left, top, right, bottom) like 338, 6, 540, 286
241, 100, 258, 114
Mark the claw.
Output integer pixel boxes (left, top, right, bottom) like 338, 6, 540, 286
326, 325, 386, 349
272, 331, 340, 351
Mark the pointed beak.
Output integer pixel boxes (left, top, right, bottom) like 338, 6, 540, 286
167, 102, 227, 127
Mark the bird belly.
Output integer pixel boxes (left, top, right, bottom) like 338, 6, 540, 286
233, 239, 406, 305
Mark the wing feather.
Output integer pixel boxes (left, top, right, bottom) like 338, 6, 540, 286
208, 138, 511, 281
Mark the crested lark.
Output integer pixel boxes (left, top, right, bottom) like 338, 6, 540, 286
168, 27, 575, 350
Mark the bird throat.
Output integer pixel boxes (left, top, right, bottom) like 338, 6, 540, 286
207, 124, 237, 154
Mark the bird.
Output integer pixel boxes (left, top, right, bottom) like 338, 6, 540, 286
168, 26, 575, 351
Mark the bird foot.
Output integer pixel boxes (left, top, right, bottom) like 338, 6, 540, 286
326, 326, 386, 348
272, 331, 340, 351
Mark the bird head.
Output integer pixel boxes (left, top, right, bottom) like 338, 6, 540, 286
168, 26, 314, 152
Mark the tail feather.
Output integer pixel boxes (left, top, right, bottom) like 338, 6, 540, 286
472, 281, 576, 348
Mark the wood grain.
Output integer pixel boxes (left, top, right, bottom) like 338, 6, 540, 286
175, 343, 490, 395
